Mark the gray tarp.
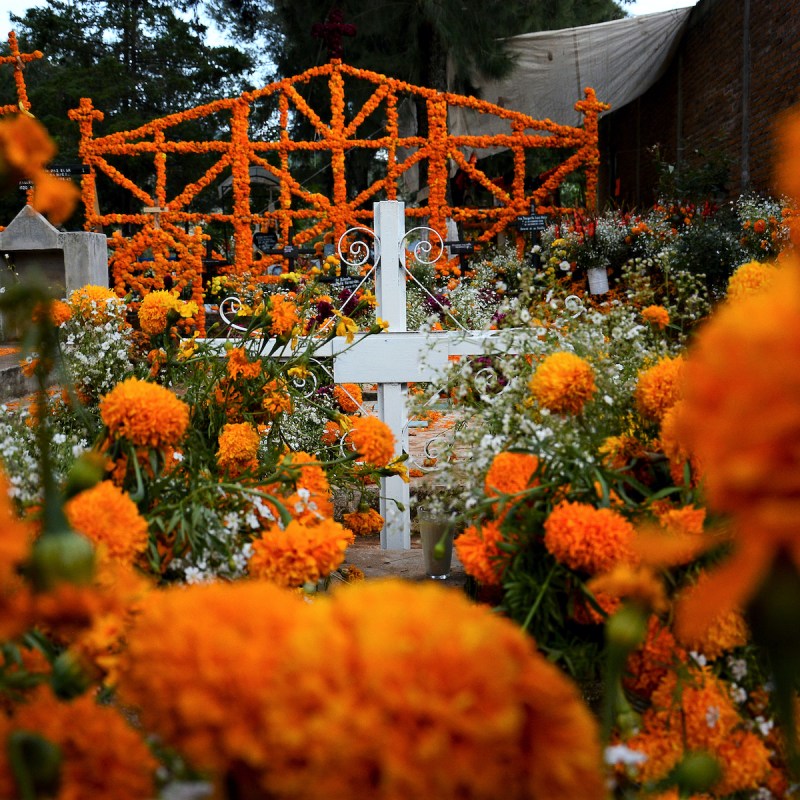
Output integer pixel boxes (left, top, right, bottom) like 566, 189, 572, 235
447, 9, 692, 148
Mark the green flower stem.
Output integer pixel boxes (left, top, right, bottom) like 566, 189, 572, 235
521, 561, 558, 632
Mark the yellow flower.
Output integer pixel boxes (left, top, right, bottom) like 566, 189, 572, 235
726, 259, 780, 301
99, 377, 189, 448
138, 289, 181, 335
334, 312, 358, 343
529, 351, 597, 414
68, 285, 125, 326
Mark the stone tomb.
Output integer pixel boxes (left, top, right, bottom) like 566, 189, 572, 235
0, 205, 108, 339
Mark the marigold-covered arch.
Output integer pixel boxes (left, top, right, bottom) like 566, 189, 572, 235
70, 60, 608, 278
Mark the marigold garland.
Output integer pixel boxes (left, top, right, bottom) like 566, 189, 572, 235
99, 377, 189, 448
529, 351, 597, 415
543, 500, 637, 575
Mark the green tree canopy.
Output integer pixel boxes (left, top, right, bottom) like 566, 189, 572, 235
0, 0, 256, 225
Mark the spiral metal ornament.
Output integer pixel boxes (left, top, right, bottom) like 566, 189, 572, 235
337, 226, 379, 269
564, 294, 586, 318
218, 295, 250, 332
400, 226, 445, 265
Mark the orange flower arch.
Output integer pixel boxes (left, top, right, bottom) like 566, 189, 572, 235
69, 60, 608, 279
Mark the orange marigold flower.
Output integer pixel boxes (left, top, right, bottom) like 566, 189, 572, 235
31, 169, 80, 224
118, 579, 605, 799
623, 616, 686, 702
260, 451, 334, 524
137, 289, 181, 335
343, 507, 384, 536
587, 564, 668, 615
634, 355, 684, 422
543, 500, 637, 575
675, 571, 749, 661
321, 419, 342, 446
726, 259, 780, 301
99, 377, 189, 448
116, 580, 305, 777
484, 451, 539, 498
529, 351, 596, 414
31, 298, 72, 327
673, 263, 800, 638
67, 285, 125, 326
0, 472, 32, 586
641, 304, 670, 329
216, 421, 260, 477
0, 113, 55, 172
658, 400, 701, 486
333, 382, 362, 412
248, 518, 354, 588
269, 293, 300, 338
226, 346, 262, 380
626, 666, 771, 796
262, 377, 293, 418
454, 519, 510, 586
0, 685, 157, 800
65, 480, 149, 562
599, 434, 648, 471
347, 414, 395, 466
634, 504, 712, 568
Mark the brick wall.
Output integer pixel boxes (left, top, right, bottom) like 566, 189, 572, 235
599, 0, 800, 208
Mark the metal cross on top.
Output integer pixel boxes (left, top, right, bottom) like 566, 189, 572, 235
311, 7, 357, 61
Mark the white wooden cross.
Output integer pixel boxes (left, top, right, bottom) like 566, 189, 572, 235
208, 200, 533, 549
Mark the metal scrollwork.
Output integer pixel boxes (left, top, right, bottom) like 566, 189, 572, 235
400, 226, 445, 265
218, 296, 250, 332
563, 294, 586, 318
337, 226, 379, 269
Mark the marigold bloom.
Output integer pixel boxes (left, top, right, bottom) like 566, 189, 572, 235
454, 519, 509, 586
248, 518, 354, 588
226, 346, 261, 380
634, 504, 711, 568
674, 263, 800, 637
262, 377, 293, 418
65, 481, 149, 562
659, 400, 701, 486
626, 666, 771, 796
333, 382, 363, 412
343, 507, 384, 536
543, 501, 637, 575
118, 580, 605, 799
726, 259, 779, 301
675, 571, 749, 660
0, 472, 31, 586
31, 298, 72, 327
529, 351, 596, 414
0, 685, 157, 800
0, 113, 55, 171
67, 285, 125, 326
216, 421, 260, 476
634, 355, 684, 422
623, 616, 686, 702
484, 451, 539, 498
269, 293, 300, 337
347, 414, 395, 466
137, 289, 181, 335
587, 565, 668, 615
99, 377, 189, 448
641, 304, 670, 329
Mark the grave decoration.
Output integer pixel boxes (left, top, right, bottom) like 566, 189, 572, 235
67, 58, 608, 305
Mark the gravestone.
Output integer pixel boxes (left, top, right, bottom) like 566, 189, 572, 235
0, 206, 108, 339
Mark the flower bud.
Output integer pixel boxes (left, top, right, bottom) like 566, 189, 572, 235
51, 650, 92, 700
28, 529, 95, 592
671, 751, 722, 794
606, 605, 647, 651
